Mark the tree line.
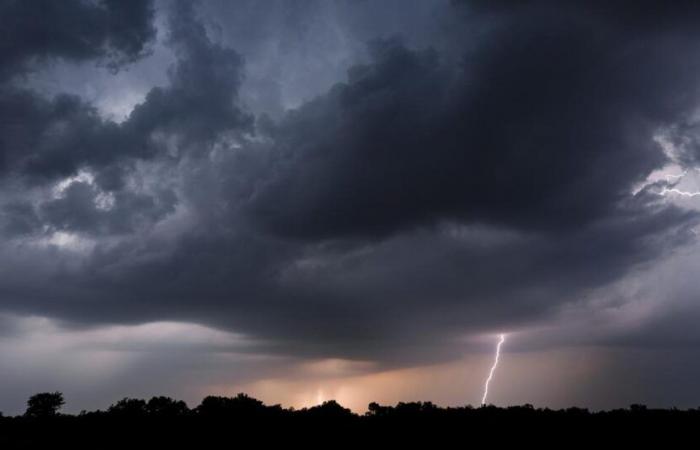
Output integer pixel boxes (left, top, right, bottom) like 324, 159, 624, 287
2, 391, 699, 447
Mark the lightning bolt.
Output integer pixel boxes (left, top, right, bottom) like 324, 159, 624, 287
481, 333, 506, 406
664, 171, 687, 181
653, 170, 700, 197
658, 187, 700, 197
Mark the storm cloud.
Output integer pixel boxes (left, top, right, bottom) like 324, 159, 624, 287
0, 0, 156, 81
2, 0, 700, 413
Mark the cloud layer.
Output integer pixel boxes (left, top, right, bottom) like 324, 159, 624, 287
2, 0, 700, 411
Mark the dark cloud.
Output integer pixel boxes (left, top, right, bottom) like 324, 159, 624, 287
0, 1, 250, 183
39, 181, 176, 236
0, 0, 156, 183
0, 0, 156, 81
248, 6, 700, 239
1, 0, 700, 386
0, 0, 254, 249
124, 1, 252, 157
1, 201, 41, 236
0, 90, 127, 180
18, 196, 693, 365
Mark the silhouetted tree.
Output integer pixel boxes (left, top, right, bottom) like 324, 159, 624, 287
108, 398, 147, 417
146, 396, 189, 416
394, 401, 437, 416
305, 400, 354, 419
6, 391, 700, 448
630, 404, 648, 413
229, 393, 266, 412
25, 392, 64, 418
565, 406, 589, 416
367, 402, 389, 416
196, 393, 267, 417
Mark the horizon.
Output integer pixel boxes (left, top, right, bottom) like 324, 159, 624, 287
5, 390, 697, 417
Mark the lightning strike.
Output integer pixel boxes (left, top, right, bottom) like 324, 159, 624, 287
658, 187, 700, 197
481, 333, 506, 406
664, 171, 687, 181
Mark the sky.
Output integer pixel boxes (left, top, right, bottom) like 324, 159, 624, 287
2, 0, 700, 415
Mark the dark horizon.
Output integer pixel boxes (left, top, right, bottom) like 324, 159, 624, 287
6, 391, 700, 418
3, 391, 699, 447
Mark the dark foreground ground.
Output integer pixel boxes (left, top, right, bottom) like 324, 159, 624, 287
2, 394, 698, 448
